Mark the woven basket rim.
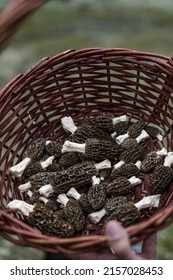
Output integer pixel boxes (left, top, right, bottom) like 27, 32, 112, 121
1, 202, 173, 255
0, 47, 172, 96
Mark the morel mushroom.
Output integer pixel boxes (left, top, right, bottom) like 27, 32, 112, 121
67, 187, 94, 213
27, 190, 41, 204
149, 152, 173, 194
61, 116, 113, 143
61, 138, 123, 161
45, 140, 62, 158
39, 196, 60, 212
116, 119, 145, 144
57, 193, 85, 232
9, 138, 45, 177
111, 121, 129, 138
114, 145, 144, 169
105, 176, 142, 196
39, 159, 111, 197
88, 196, 128, 224
108, 194, 161, 226
73, 124, 114, 143
18, 171, 55, 192
7, 200, 75, 237
141, 147, 167, 172
111, 161, 141, 179
46, 162, 62, 172
99, 168, 111, 181
58, 152, 79, 169
145, 125, 163, 141
22, 156, 55, 180
87, 176, 107, 210
120, 130, 149, 150
83, 113, 128, 133
27, 190, 59, 211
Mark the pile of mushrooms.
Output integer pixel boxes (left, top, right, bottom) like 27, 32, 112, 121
7, 113, 172, 237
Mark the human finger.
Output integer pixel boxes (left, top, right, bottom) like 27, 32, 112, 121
106, 220, 143, 260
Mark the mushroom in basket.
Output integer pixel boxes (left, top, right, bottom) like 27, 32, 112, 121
67, 187, 94, 214
83, 112, 129, 133
7, 200, 75, 237
58, 152, 79, 169
57, 193, 85, 232
18, 171, 56, 192
88, 196, 128, 224
105, 175, 142, 196
120, 129, 149, 150
87, 176, 107, 210
38, 159, 111, 197
61, 116, 114, 143
145, 125, 163, 141
89, 195, 161, 226
9, 138, 45, 177
141, 147, 167, 173
115, 119, 145, 144
44, 140, 62, 158
111, 160, 141, 179
21, 155, 55, 180
113, 145, 144, 169
108, 195, 161, 226
110, 120, 129, 139
149, 151, 173, 194
61, 138, 123, 161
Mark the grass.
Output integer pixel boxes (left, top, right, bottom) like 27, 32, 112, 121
157, 226, 173, 259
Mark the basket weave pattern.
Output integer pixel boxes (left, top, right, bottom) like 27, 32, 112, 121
1, 48, 173, 255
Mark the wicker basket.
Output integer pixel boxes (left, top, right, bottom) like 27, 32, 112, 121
1, 48, 173, 256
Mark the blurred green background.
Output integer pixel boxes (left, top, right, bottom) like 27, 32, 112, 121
0, 0, 173, 259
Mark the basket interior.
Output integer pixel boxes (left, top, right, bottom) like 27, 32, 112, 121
1, 49, 173, 252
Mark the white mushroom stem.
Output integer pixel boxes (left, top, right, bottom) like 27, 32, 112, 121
67, 187, 81, 200
9, 157, 31, 177
61, 140, 85, 154
163, 152, 173, 167
61, 116, 77, 134
92, 175, 101, 186
27, 190, 33, 198
115, 132, 129, 144
94, 159, 111, 170
40, 156, 55, 169
128, 176, 142, 186
39, 196, 48, 204
112, 115, 128, 125
57, 193, 69, 206
39, 184, 54, 198
136, 130, 149, 143
156, 133, 163, 141
113, 160, 125, 170
7, 200, 34, 216
113, 160, 141, 171
135, 160, 142, 170
135, 195, 161, 210
88, 208, 107, 224
156, 147, 167, 157
18, 182, 32, 193
111, 131, 117, 138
